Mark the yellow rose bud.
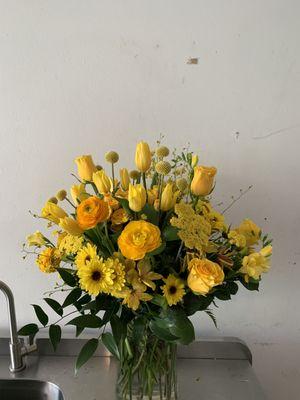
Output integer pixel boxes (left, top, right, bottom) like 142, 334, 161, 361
120, 168, 130, 191
236, 219, 261, 246
128, 184, 146, 212
75, 155, 97, 181
56, 189, 67, 201
187, 258, 224, 295
59, 217, 84, 236
92, 170, 112, 195
70, 183, 89, 205
191, 166, 217, 196
41, 202, 68, 224
105, 151, 119, 164
26, 231, 45, 247
191, 154, 199, 167
160, 183, 179, 211
48, 197, 58, 204
135, 141, 152, 172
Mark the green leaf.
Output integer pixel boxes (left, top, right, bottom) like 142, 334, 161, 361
67, 314, 103, 328
49, 324, 61, 351
18, 323, 39, 336
162, 308, 195, 345
110, 315, 126, 344
74, 294, 91, 311
149, 319, 179, 342
57, 268, 77, 287
183, 293, 213, 316
117, 198, 133, 216
151, 294, 168, 309
205, 309, 218, 329
75, 338, 98, 374
141, 203, 159, 225
76, 326, 85, 337
62, 288, 82, 308
102, 300, 119, 324
227, 281, 239, 295
162, 225, 179, 241
239, 277, 260, 291
215, 290, 231, 301
44, 298, 63, 316
132, 316, 147, 343
32, 304, 48, 327
147, 241, 166, 256
101, 332, 120, 360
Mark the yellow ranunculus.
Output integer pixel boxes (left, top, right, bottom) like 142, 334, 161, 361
135, 141, 152, 172
92, 170, 112, 195
59, 217, 84, 236
120, 168, 130, 191
75, 155, 97, 181
76, 196, 110, 229
128, 184, 146, 212
26, 231, 45, 247
191, 166, 217, 196
160, 183, 179, 211
118, 220, 161, 260
111, 208, 129, 225
70, 183, 89, 205
187, 258, 224, 295
235, 219, 261, 246
41, 202, 68, 224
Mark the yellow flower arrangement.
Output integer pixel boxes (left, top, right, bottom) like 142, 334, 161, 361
23, 139, 272, 390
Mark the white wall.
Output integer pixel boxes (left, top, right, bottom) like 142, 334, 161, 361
0, 1, 299, 398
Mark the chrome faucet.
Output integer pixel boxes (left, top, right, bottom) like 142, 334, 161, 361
0, 280, 37, 372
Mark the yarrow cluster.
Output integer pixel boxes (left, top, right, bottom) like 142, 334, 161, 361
22, 138, 272, 378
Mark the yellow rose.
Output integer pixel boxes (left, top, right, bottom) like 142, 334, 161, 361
120, 168, 130, 191
59, 217, 84, 236
118, 220, 161, 260
191, 166, 217, 196
160, 183, 179, 211
187, 258, 224, 295
41, 202, 67, 224
236, 219, 261, 246
75, 155, 97, 181
92, 170, 112, 195
128, 184, 146, 212
26, 231, 45, 247
135, 141, 152, 172
76, 196, 110, 229
70, 183, 89, 205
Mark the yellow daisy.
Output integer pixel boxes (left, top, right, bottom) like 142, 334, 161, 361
161, 275, 185, 306
75, 243, 98, 269
36, 247, 61, 273
77, 257, 114, 296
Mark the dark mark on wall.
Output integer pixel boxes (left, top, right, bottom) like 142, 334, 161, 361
252, 124, 300, 140
187, 57, 199, 65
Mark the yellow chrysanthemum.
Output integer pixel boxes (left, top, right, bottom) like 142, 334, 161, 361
170, 203, 211, 253
36, 247, 61, 273
239, 245, 272, 282
75, 243, 98, 269
161, 275, 185, 306
106, 258, 126, 293
77, 257, 115, 296
58, 234, 84, 256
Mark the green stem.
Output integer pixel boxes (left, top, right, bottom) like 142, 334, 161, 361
142, 172, 148, 201
112, 164, 115, 191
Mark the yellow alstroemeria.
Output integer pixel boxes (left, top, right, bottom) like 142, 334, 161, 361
41, 202, 67, 224
26, 231, 45, 247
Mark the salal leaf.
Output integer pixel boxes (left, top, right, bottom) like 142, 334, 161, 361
162, 307, 195, 345
149, 319, 179, 342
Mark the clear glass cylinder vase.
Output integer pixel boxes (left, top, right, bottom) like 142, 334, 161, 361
116, 327, 178, 400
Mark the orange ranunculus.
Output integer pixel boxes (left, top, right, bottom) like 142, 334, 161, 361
76, 196, 110, 229
118, 220, 161, 260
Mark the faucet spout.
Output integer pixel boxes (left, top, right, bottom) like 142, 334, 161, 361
0, 280, 32, 372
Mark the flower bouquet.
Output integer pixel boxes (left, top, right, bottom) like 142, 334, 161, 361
21, 140, 272, 400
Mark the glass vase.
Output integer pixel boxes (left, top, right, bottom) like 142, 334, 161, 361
116, 325, 178, 400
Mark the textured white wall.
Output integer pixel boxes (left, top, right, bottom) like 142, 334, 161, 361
0, 1, 299, 398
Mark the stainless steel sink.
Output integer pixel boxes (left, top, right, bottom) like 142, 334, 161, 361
0, 379, 64, 400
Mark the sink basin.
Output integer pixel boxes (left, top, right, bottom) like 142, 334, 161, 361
0, 379, 64, 400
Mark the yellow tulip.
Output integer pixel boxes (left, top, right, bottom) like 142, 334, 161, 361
70, 183, 89, 205
191, 154, 198, 167
92, 170, 112, 194
59, 217, 83, 236
120, 168, 130, 191
191, 166, 217, 196
135, 141, 152, 172
41, 202, 67, 224
160, 183, 179, 211
75, 155, 97, 181
128, 184, 146, 212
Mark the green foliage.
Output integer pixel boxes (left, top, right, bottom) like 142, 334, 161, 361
44, 298, 63, 316
102, 332, 120, 359
239, 277, 260, 291
160, 307, 195, 345
162, 225, 179, 241
57, 268, 77, 287
62, 288, 82, 308
32, 304, 48, 326
49, 324, 61, 351
18, 323, 39, 337
149, 318, 179, 342
67, 314, 103, 329
183, 293, 213, 316
75, 338, 98, 374
141, 203, 159, 225
205, 309, 218, 329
